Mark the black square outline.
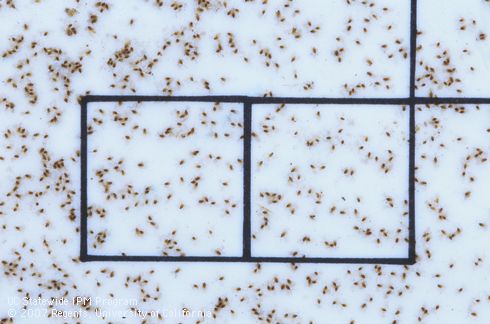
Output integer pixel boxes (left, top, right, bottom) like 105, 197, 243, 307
81, 96, 415, 264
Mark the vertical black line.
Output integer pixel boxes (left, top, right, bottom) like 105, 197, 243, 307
80, 97, 88, 261
408, 0, 417, 263
409, 0, 417, 98
408, 105, 416, 263
243, 101, 252, 259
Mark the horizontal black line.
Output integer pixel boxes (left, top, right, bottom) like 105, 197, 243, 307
82, 95, 490, 105
414, 97, 490, 105
84, 255, 414, 265
83, 95, 407, 105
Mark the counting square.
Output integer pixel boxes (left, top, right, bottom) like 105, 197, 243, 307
84, 100, 244, 257
251, 104, 410, 258
416, 0, 490, 96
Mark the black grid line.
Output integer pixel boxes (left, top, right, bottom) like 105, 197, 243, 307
80, 96, 88, 260
408, 0, 418, 263
408, 105, 416, 263
84, 255, 413, 264
80, 95, 490, 106
243, 102, 252, 260
79, 0, 486, 264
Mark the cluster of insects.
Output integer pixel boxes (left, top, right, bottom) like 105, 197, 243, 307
0, 0, 489, 323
